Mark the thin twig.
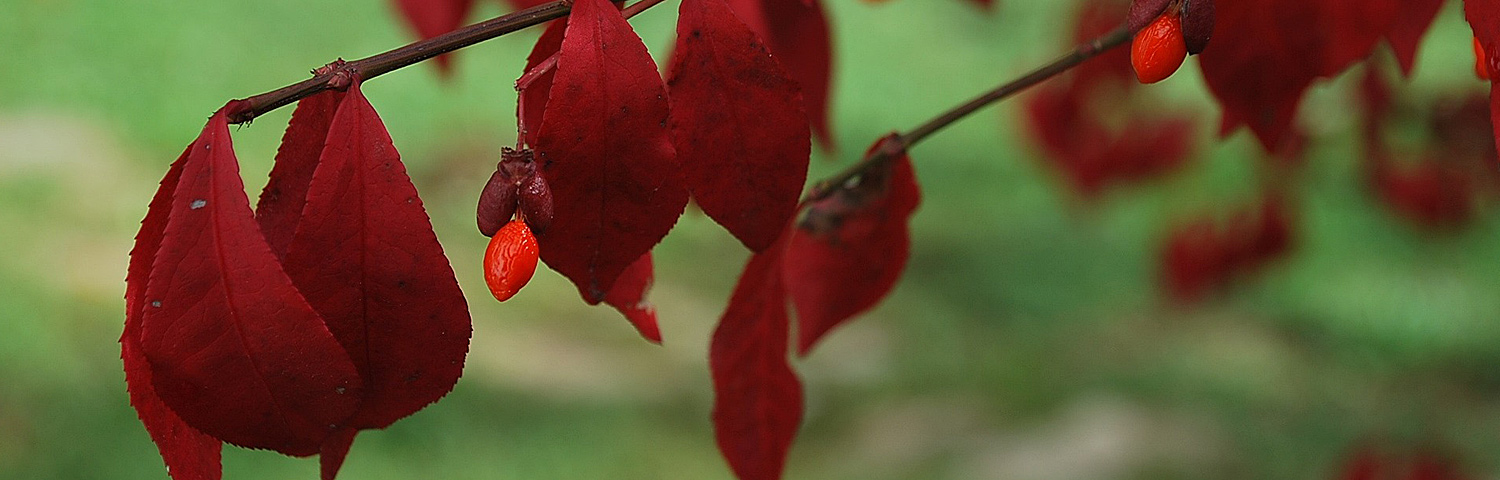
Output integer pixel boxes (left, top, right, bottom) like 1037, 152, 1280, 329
227, 1, 586, 124
804, 25, 1134, 203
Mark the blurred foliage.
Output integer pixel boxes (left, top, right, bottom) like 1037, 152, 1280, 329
2, 0, 1500, 478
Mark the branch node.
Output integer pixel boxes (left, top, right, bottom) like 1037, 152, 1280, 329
316, 59, 358, 91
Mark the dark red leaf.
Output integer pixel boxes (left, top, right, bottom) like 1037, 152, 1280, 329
319, 428, 359, 480
1201, 0, 1441, 151
1387, 0, 1443, 74
124, 145, 222, 480
391, 0, 474, 74
668, 0, 812, 251
603, 252, 662, 343
533, 0, 688, 302
1160, 197, 1294, 302
711, 234, 803, 480
1370, 158, 1476, 230
139, 110, 362, 456
279, 83, 471, 443
519, 19, 567, 147
1198, 0, 1325, 150
785, 135, 920, 355
256, 91, 346, 258
729, 0, 834, 148
1025, 84, 1194, 197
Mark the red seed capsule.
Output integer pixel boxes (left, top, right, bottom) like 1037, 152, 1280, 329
1475, 37, 1491, 81
483, 219, 540, 302
1132, 12, 1188, 84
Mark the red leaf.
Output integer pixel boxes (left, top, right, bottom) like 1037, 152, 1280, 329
1387, 0, 1443, 74
603, 252, 662, 343
1199, 0, 1325, 149
391, 0, 475, 73
1160, 197, 1294, 302
124, 145, 222, 480
1201, 0, 1441, 150
1371, 159, 1476, 230
712, 234, 803, 480
277, 83, 471, 470
138, 110, 362, 456
1024, 84, 1194, 197
729, 0, 834, 148
319, 428, 359, 480
256, 91, 346, 258
533, 0, 687, 302
784, 135, 920, 355
668, 0, 812, 251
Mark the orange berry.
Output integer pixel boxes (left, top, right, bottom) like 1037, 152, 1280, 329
1132, 12, 1188, 84
483, 219, 540, 302
1475, 37, 1491, 81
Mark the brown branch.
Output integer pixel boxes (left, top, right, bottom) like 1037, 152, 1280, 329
226, 1, 585, 124
804, 25, 1134, 203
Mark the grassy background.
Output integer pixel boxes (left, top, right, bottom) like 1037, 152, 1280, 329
3, 0, 1500, 478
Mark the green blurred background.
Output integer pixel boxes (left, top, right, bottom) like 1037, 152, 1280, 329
4, 0, 1500, 478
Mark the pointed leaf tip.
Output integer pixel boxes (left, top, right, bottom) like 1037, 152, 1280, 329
126, 144, 223, 480
280, 82, 471, 433
534, 0, 687, 301
712, 233, 803, 480
604, 253, 662, 343
669, 0, 811, 252
139, 110, 362, 456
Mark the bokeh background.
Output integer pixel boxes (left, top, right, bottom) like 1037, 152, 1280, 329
4, 0, 1500, 478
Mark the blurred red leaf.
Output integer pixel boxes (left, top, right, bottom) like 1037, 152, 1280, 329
124, 145, 222, 480
138, 110, 362, 456
1200, 0, 1440, 151
668, 0, 811, 251
534, 0, 687, 302
729, 0, 834, 148
1371, 159, 1476, 230
391, 0, 475, 74
712, 233, 803, 480
1025, 84, 1194, 197
273, 84, 471, 478
1161, 197, 1294, 302
784, 135, 920, 355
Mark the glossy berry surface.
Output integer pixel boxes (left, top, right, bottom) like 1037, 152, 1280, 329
484, 219, 540, 302
1132, 12, 1187, 84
